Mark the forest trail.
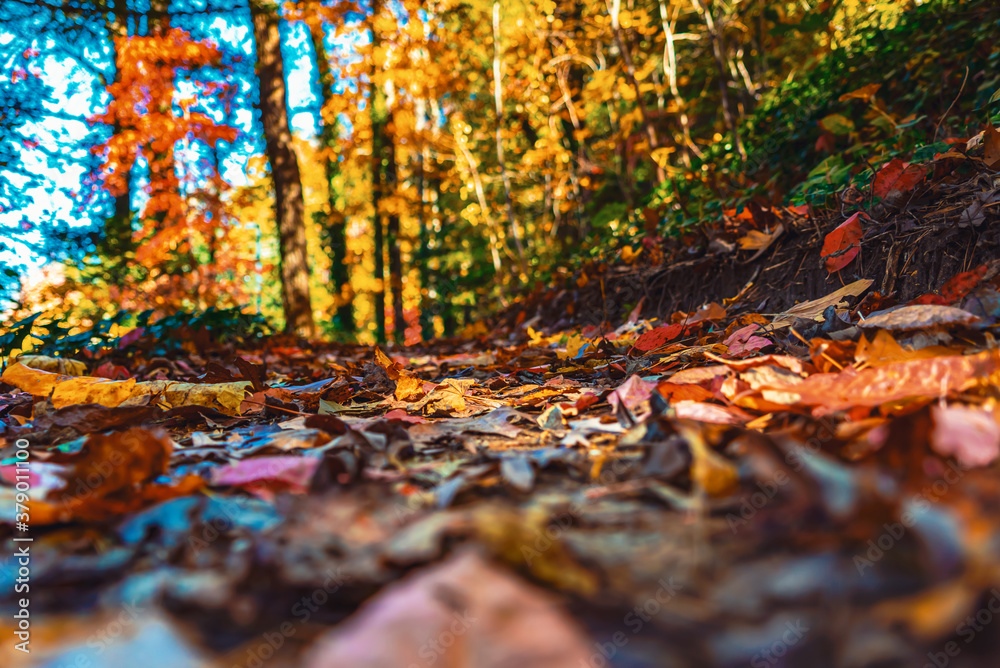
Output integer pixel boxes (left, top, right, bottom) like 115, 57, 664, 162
5, 156, 1000, 666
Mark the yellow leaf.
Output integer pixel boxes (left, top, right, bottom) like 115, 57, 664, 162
620, 245, 642, 264
423, 378, 475, 416
1, 363, 249, 414
678, 423, 738, 497
52, 376, 139, 409
651, 147, 676, 169
138, 381, 251, 415
1, 363, 135, 408
838, 83, 882, 103
394, 374, 425, 402
558, 333, 588, 360
15, 355, 87, 376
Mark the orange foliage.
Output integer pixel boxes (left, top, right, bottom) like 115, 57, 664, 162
90, 28, 238, 266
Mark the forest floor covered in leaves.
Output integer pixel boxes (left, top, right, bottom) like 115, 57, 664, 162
5, 143, 1000, 667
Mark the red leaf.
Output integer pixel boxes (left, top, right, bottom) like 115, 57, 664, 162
821, 213, 863, 273
631, 324, 683, 352
872, 158, 924, 198
909, 264, 989, 306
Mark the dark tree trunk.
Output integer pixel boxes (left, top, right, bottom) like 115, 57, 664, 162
416, 105, 433, 341
369, 0, 387, 343
100, 15, 134, 275
385, 111, 404, 345
252, 7, 315, 336
307, 20, 355, 335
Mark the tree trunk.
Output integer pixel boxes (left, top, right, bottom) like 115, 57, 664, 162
307, 20, 355, 335
147, 4, 180, 243
101, 13, 133, 277
385, 109, 404, 345
252, 7, 315, 336
369, 0, 387, 343
416, 99, 433, 342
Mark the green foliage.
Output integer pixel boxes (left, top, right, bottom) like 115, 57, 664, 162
649, 0, 1000, 232
0, 313, 43, 361
0, 307, 273, 362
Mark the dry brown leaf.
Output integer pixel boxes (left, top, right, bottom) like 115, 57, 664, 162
771, 279, 873, 328
858, 305, 980, 331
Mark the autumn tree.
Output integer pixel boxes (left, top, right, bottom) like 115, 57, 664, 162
87, 14, 239, 309
252, 2, 315, 336
302, 7, 355, 335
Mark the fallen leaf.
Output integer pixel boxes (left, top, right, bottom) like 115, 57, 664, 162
677, 422, 739, 496
839, 82, 882, 103
409, 406, 525, 445
61, 427, 174, 500
1, 362, 137, 408
19, 403, 159, 435
394, 374, 426, 402
422, 378, 477, 416
984, 125, 1000, 169
723, 324, 772, 357
859, 305, 980, 331
855, 330, 951, 366
821, 212, 863, 273
771, 279, 872, 328
608, 375, 655, 413
137, 380, 251, 415
211, 456, 321, 494
557, 333, 589, 360
673, 401, 747, 425
304, 550, 592, 668
655, 382, 715, 403
631, 324, 684, 352
737, 224, 784, 262
760, 350, 1000, 414
1, 363, 250, 414
872, 158, 925, 198
14, 354, 87, 376
930, 405, 1000, 468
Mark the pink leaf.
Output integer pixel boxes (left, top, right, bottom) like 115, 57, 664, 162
723, 324, 772, 357
211, 456, 320, 494
304, 550, 592, 668
608, 375, 655, 413
930, 405, 1000, 468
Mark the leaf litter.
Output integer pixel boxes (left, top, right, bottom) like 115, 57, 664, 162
7, 235, 1000, 666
